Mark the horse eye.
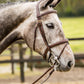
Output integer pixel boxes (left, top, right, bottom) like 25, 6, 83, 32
46, 23, 54, 29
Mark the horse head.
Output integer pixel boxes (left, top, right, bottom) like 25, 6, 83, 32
23, 0, 75, 71
0, 0, 75, 72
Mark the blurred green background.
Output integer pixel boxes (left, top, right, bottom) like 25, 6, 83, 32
61, 17, 84, 53
56, 0, 84, 17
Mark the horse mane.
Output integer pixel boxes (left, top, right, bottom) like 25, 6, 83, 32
0, 1, 26, 9
0, 1, 32, 42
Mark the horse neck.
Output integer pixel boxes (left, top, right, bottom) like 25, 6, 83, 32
0, 2, 36, 42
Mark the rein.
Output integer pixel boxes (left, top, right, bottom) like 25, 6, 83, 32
32, 0, 68, 84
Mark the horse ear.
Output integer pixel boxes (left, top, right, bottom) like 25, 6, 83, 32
40, 0, 61, 8
50, 0, 61, 7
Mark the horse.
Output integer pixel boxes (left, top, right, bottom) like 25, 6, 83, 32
0, 0, 75, 73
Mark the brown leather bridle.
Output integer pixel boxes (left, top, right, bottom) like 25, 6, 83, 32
32, 0, 69, 84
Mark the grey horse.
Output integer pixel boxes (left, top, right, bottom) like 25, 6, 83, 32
0, 0, 75, 72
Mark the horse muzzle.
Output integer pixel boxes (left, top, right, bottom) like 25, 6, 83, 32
56, 60, 74, 72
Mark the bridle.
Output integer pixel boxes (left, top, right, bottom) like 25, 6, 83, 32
32, 0, 69, 84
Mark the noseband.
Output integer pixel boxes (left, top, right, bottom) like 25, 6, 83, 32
32, 1, 68, 84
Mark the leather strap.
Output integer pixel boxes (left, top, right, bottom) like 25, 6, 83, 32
44, 39, 68, 59
58, 43, 68, 60
38, 22, 51, 51
37, 10, 57, 19
33, 25, 38, 50
32, 66, 53, 84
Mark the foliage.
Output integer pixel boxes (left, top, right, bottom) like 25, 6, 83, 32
56, 0, 84, 17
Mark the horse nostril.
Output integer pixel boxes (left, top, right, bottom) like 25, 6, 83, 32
68, 61, 73, 68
